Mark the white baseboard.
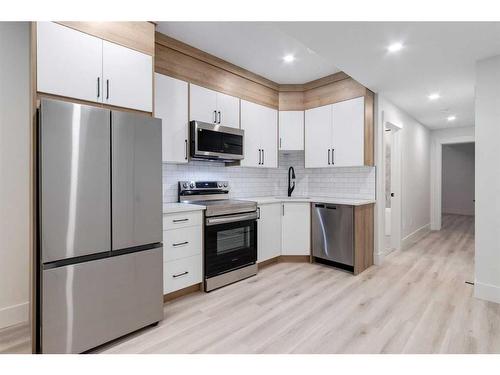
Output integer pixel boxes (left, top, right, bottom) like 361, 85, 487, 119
475, 281, 500, 304
402, 223, 431, 250
0, 302, 29, 329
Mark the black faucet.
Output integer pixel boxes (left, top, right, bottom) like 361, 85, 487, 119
288, 166, 296, 197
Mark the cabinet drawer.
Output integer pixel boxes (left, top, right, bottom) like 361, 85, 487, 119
163, 255, 202, 294
163, 226, 202, 262
163, 211, 202, 230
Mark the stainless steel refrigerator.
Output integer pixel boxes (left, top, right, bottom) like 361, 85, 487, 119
36, 99, 163, 354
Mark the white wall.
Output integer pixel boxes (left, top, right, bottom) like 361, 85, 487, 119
442, 143, 475, 216
0, 22, 31, 328
429, 126, 475, 229
475, 55, 500, 304
375, 95, 431, 262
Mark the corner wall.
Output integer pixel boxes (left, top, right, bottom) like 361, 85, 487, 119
0, 22, 31, 328
475, 55, 500, 303
375, 95, 431, 262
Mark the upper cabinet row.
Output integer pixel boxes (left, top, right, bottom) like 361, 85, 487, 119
189, 84, 240, 128
37, 22, 153, 112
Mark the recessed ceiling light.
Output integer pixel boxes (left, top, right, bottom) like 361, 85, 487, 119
447, 115, 456, 122
283, 54, 295, 63
387, 42, 404, 53
428, 93, 441, 100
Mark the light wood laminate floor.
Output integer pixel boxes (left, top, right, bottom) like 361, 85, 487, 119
94, 214, 500, 354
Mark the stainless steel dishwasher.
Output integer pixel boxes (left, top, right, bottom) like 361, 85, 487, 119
312, 203, 354, 271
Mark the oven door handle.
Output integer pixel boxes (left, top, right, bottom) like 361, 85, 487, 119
205, 212, 258, 226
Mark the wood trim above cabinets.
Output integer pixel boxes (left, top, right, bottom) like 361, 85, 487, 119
303, 78, 367, 110
155, 43, 279, 109
57, 22, 155, 56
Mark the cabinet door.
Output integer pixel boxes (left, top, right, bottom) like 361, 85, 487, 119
332, 97, 365, 167
37, 22, 103, 103
260, 106, 278, 168
304, 104, 333, 168
257, 204, 282, 262
279, 111, 304, 150
281, 203, 311, 256
240, 100, 263, 167
189, 84, 217, 124
102, 41, 153, 112
154, 74, 189, 163
216, 92, 240, 128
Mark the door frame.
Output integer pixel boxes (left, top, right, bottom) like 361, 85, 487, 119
430, 135, 475, 230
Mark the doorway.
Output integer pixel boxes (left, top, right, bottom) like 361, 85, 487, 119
441, 143, 475, 218
384, 122, 402, 253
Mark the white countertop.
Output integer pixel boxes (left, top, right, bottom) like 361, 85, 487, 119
163, 202, 206, 214
240, 196, 376, 206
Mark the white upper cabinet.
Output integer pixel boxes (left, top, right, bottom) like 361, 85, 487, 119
279, 111, 304, 151
189, 84, 240, 128
257, 203, 282, 262
332, 97, 365, 167
240, 100, 278, 168
189, 84, 218, 124
154, 74, 189, 163
216, 92, 240, 128
37, 21, 103, 103
281, 202, 311, 256
102, 41, 153, 112
36, 22, 153, 112
304, 104, 333, 168
304, 97, 365, 168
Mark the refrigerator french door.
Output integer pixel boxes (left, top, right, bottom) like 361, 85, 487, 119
37, 99, 163, 354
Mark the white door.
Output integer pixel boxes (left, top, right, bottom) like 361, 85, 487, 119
332, 97, 365, 166
260, 106, 278, 168
216, 92, 240, 128
37, 22, 103, 103
281, 203, 311, 255
154, 74, 189, 163
305, 104, 333, 168
189, 84, 217, 124
257, 204, 282, 262
279, 111, 304, 150
240, 100, 263, 167
102, 41, 153, 112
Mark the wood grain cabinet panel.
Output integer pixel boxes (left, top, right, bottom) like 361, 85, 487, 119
354, 204, 374, 275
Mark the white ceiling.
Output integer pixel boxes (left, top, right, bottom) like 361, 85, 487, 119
157, 22, 500, 129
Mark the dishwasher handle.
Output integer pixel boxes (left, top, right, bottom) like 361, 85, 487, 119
315, 203, 337, 210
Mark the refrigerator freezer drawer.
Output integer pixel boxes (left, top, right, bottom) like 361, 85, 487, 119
41, 247, 163, 353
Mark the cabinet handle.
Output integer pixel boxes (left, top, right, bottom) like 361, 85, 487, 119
332, 148, 335, 165
218, 111, 221, 124
106, 79, 109, 100
262, 149, 265, 165
97, 77, 100, 98
185, 139, 188, 160
282, 203, 285, 216
258, 149, 261, 165
328, 149, 331, 165
173, 218, 189, 223
172, 241, 189, 247
213, 110, 217, 123
279, 137, 282, 149
173, 271, 189, 278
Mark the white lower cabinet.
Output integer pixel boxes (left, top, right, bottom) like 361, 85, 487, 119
162, 210, 203, 294
257, 203, 282, 262
281, 202, 311, 255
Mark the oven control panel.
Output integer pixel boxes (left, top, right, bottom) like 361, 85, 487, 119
179, 181, 229, 192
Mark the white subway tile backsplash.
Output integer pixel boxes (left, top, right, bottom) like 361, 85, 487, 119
163, 151, 375, 202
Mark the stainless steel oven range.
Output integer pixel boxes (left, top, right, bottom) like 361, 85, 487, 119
178, 181, 257, 291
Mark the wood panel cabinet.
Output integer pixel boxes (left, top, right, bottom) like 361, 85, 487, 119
257, 203, 282, 262
304, 97, 365, 168
189, 84, 240, 128
281, 202, 311, 255
240, 100, 278, 168
279, 111, 304, 151
154, 74, 189, 163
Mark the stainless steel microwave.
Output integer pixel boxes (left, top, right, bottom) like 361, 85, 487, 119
190, 121, 244, 162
